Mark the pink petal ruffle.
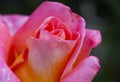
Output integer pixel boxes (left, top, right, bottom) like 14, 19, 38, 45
61, 56, 100, 82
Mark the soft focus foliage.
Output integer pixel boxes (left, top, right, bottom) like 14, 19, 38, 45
0, 0, 119, 82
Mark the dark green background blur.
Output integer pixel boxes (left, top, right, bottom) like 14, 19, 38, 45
0, 0, 120, 82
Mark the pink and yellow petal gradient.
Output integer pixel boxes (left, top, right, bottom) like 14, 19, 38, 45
0, 1, 101, 82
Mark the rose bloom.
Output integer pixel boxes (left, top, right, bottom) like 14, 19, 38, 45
0, 1, 101, 82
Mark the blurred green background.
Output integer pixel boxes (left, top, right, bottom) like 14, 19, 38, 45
0, 0, 120, 82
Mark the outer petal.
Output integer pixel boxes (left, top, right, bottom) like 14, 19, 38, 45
85, 29, 101, 48
0, 21, 20, 82
1, 14, 29, 36
0, 58, 20, 82
0, 20, 11, 59
12, 30, 78, 82
60, 56, 100, 82
61, 29, 101, 79
13, 1, 85, 53
73, 29, 101, 67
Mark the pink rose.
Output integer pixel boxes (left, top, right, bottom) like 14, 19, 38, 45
0, 1, 101, 82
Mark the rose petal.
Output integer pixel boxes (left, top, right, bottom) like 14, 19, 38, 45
0, 20, 11, 60
12, 30, 78, 82
1, 14, 29, 36
0, 58, 20, 82
36, 16, 72, 40
61, 56, 100, 82
61, 29, 101, 79
0, 21, 20, 82
73, 29, 101, 67
85, 29, 101, 48
13, 1, 85, 53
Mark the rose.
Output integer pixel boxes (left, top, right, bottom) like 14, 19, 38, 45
0, 1, 101, 82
